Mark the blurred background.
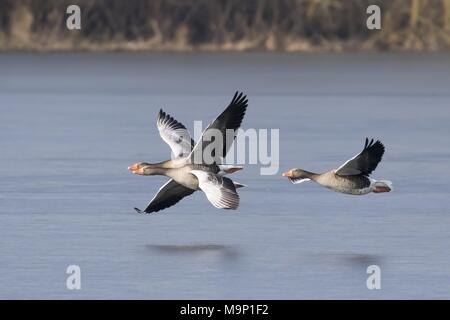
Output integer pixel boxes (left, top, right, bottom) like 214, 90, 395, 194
0, 0, 449, 52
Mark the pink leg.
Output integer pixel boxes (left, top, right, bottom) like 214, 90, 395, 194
225, 167, 243, 174
373, 186, 391, 193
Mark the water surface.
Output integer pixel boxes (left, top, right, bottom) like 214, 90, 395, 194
1, 52, 450, 299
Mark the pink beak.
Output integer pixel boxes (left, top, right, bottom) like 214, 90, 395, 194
128, 163, 140, 171
282, 171, 292, 177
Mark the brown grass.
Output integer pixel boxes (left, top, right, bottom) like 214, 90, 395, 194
0, 0, 448, 51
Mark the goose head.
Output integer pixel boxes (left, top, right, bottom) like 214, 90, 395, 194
282, 168, 307, 179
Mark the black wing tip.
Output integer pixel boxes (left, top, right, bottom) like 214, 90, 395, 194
374, 140, 385, 151
361, 138, 386, 176
222, 176, 238, 193
364, 137, 384, 150
223, 207, 238, 210
136, 207, 157, 214
157, 109, 166, 122
231, 91, 248, 107
134, 207, 161, 214
228, 91, 248, 125
157, 109, 187, 130
364, 137, 374, 148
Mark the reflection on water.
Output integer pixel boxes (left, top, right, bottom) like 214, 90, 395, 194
337, 253, 382, 267
146, 244, 239, 259
314, 253, 383, 267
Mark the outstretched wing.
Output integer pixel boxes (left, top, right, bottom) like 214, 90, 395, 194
189, 92, 248, 164
335, 138, 385, 176
157, 109, 195, 159
190, 170, 240, 210
135, 179, 196, 214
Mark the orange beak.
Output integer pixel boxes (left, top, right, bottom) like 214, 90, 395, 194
282, 170, 292, 177
133, 168, 145, 175
128, 163, 140, 171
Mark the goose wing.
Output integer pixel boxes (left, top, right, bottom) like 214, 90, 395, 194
335, 138, 385, 176
190, 170, 240, 209
189, 92, 248, 164
157, 109, 195, 159
135, 179, 195, 214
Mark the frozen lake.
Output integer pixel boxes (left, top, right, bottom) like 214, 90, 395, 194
1, 52, 450, 299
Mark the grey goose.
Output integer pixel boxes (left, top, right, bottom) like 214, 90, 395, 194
283, 138, 392, 195
128, 92, 247, 213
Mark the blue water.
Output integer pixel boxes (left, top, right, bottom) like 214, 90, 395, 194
1, 52, 450, 299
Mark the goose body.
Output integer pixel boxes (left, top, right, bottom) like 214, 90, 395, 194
283, 138, 392, 195
129, 92, 248, 213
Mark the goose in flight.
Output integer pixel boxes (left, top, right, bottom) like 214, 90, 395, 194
128, 92, 248, 213
282, 138, 392, 195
